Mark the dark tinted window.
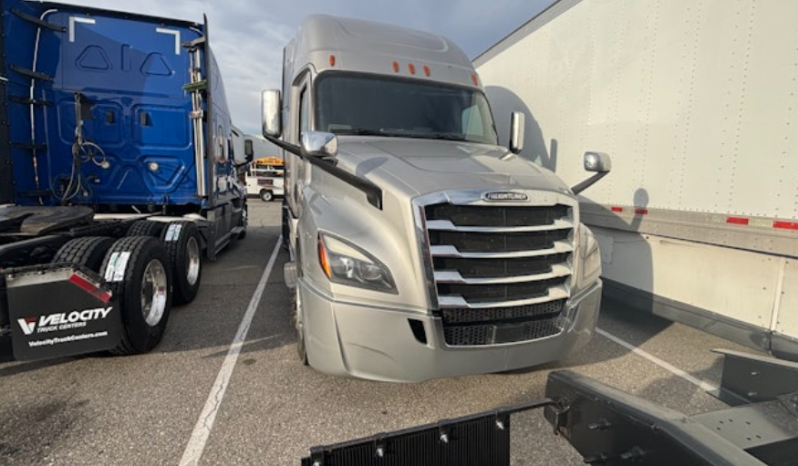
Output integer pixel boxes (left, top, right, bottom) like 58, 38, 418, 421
316, 74, 498, 145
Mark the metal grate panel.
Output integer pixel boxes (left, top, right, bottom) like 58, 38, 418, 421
428, 229, 569, 253
443, 316, 565, 346
434, 254, 569, 279
442, 300, 565, 324
301, 413, 510, 466
437, 277, 567, 304
425, 204, 569, 227
422, 199, 574, 346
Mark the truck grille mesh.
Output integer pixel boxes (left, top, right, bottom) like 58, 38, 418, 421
443, 316, 566, 346
428, 229, 569, 252
423, 201, 574, 347
434, 254, 570, 278
441, 300, 565, 324
425, 204, 569, 227
437, 277, 566, 303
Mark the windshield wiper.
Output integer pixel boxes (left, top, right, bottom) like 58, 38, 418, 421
334, 129, 469, 142
333, 128, 386, 136
403, 133, 468, 142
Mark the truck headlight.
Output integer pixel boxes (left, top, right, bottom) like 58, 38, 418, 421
318, 234, 396, 293
573, 224, 601, 292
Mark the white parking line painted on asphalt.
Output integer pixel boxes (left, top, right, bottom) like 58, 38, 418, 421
179, 238, 282, 466
596, 327, 719, 393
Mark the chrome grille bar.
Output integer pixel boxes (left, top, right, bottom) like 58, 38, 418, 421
434, 263, 571, 285
426, 218, 573, 233
430, 241, 573, 259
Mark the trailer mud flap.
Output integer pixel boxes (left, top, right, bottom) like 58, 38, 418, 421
5, 265, 121, 361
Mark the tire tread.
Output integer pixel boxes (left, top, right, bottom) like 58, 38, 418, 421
100, 236, 171, 355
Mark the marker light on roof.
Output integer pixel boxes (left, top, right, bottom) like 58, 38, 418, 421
392, 61, 399, 73
329, 54, 336, 67
408, 63, 416, 75
423, 65, 430, 77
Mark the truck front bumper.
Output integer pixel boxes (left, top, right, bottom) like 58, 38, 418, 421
301, 280, 602, 383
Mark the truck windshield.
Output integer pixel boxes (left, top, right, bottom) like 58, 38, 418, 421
315, 74, 499, 145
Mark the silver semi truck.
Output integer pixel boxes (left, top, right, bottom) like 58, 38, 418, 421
261, 15, 611, 382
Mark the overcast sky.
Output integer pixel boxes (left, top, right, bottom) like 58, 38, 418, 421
55, 0, 554, 134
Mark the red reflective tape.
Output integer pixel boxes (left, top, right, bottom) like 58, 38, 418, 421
611, 207, 623, 212
69, 273, 112, 304
726, 217, 749, 226
773, 221, 798, 230
634, 208, 648, 215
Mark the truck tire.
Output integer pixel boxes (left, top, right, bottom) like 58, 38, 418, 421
238, 203, 248, 240
291, 284, 309, 366
126, 220, 164, 237
101, 237, 172, 355
52, 236, 115, 273
160, 221, 201, 305
281, 202, 290, 250
291, 247, 308, 365
259, 189, 273, 202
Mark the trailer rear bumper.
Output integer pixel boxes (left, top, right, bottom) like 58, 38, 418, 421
302, 279, 601, 383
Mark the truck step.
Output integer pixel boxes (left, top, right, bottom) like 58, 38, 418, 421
9, 64, 53, 82
11, 142, 47, 151
10, 7, 65, 32
9, 95, 52, 107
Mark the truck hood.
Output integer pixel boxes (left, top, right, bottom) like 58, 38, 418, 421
336, 137, 573, 198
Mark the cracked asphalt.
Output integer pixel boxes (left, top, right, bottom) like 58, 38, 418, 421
0, 202, 760, 465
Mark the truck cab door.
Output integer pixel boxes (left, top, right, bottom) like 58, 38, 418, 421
287, 73, 311, 218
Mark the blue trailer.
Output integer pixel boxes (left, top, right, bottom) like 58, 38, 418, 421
0, 0, 249, 361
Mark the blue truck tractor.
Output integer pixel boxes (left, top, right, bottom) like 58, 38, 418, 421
0, 0, 249, 361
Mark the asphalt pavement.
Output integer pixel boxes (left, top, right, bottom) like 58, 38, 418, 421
0, 201, 758, 466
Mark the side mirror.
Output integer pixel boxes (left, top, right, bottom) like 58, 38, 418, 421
261, 89, 282, 137
571, 151, 612, 195
301, 131, 338, 158
509, 112, 525, 154
244, 139, 254, 162
584, 152, 611, 173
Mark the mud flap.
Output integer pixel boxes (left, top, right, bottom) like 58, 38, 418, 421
5, 264, 121, 361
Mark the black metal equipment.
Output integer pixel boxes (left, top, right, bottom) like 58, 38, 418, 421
301, 352, 798, 466
300, 398, 556, 466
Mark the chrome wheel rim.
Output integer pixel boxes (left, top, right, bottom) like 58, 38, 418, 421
141, 259, 168, 327
295, 286, 306, 360
185, 236, 201, 286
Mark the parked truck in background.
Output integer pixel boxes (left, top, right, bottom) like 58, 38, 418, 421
242, 136, 284, 202
475, 0, 798, 361
260, 15, 612, 382
0, 0, 248, 361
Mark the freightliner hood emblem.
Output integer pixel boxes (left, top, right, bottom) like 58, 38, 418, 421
483, 192, 529, 202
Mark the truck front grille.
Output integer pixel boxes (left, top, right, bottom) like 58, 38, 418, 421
441, 300, 565, 324
423, 201, 574, 347
443, 316, 566, 346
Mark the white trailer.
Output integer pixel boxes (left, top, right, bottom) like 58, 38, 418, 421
475, 0, 798, 359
